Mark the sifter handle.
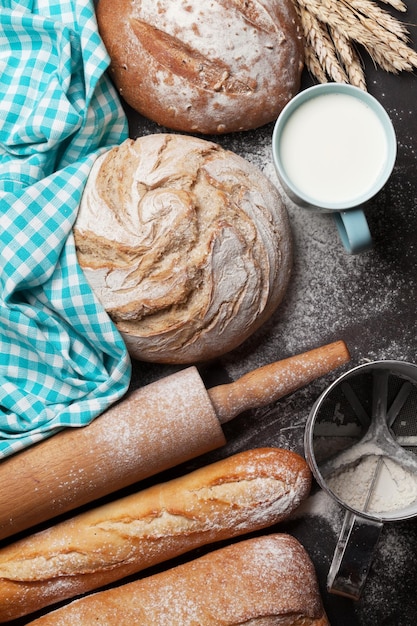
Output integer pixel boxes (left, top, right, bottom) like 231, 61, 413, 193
207, 340, 351, 424
327, 509, 383, 600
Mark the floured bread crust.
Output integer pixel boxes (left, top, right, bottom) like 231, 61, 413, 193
74, 134, 292, 364
95, 0, 304, 134
26, 535, 329, 626
0, 448, 313, 622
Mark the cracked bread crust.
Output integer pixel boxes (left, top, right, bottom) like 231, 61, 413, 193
74, 134, 292, 364
0, 448, 311, 622
26, 534, 329, 626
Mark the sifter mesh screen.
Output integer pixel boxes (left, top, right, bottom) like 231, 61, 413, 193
312, 371, 417, 463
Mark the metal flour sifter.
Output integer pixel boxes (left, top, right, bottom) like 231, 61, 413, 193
305, 360, 417, 600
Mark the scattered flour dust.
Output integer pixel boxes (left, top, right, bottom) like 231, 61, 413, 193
212, 127, 414, 384
289, 487, 344, 537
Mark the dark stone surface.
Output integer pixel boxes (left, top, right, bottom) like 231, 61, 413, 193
124, 9, 417, 625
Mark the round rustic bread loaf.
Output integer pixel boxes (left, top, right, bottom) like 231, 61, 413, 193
74, 134, 292, 364
95, 0, 304, 134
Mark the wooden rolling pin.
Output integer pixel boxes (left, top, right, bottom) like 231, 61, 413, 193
0, 340, 349, 541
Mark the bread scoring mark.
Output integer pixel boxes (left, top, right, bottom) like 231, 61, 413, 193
0, 478, 290, 581
130, 17, 256, 94
217, 0, 276, 34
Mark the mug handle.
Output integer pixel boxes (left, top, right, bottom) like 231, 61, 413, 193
327, 509, 383, 600
333, 209, 373, 254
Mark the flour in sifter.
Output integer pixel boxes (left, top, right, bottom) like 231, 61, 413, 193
326, 454, 417, 515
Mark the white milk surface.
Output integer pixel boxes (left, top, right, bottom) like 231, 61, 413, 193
279, 93, 388, 205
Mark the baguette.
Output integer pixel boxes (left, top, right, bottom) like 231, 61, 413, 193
27, 534, 329, 625
0, 447, 311, 622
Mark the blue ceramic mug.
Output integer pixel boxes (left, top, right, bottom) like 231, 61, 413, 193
272, 83, 397, 254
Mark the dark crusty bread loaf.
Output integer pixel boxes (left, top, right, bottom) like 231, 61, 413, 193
27, 534, 329, 625
74, 134, 293, 364
0, 448, 311, 622
96, 0, 304, 134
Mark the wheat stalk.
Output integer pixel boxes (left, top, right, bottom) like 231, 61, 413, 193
296, 5, 349, 82
330, 26, 367, 88
377, 0, 407, 12
293, 0, 417, 89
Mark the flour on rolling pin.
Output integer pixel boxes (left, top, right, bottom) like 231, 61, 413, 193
209, 340, 350, 423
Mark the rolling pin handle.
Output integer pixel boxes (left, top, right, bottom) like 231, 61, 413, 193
208, 340, 351, 424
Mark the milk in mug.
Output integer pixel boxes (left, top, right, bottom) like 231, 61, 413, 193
278, 92, 389, 206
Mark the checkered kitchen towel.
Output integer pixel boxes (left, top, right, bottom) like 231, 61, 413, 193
0, 0, 132, 458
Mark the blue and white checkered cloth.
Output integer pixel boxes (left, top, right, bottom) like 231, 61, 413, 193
0, 0, 132, 459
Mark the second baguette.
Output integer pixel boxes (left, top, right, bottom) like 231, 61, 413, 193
27, 534, 329, 625
0, 447, 311, 622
